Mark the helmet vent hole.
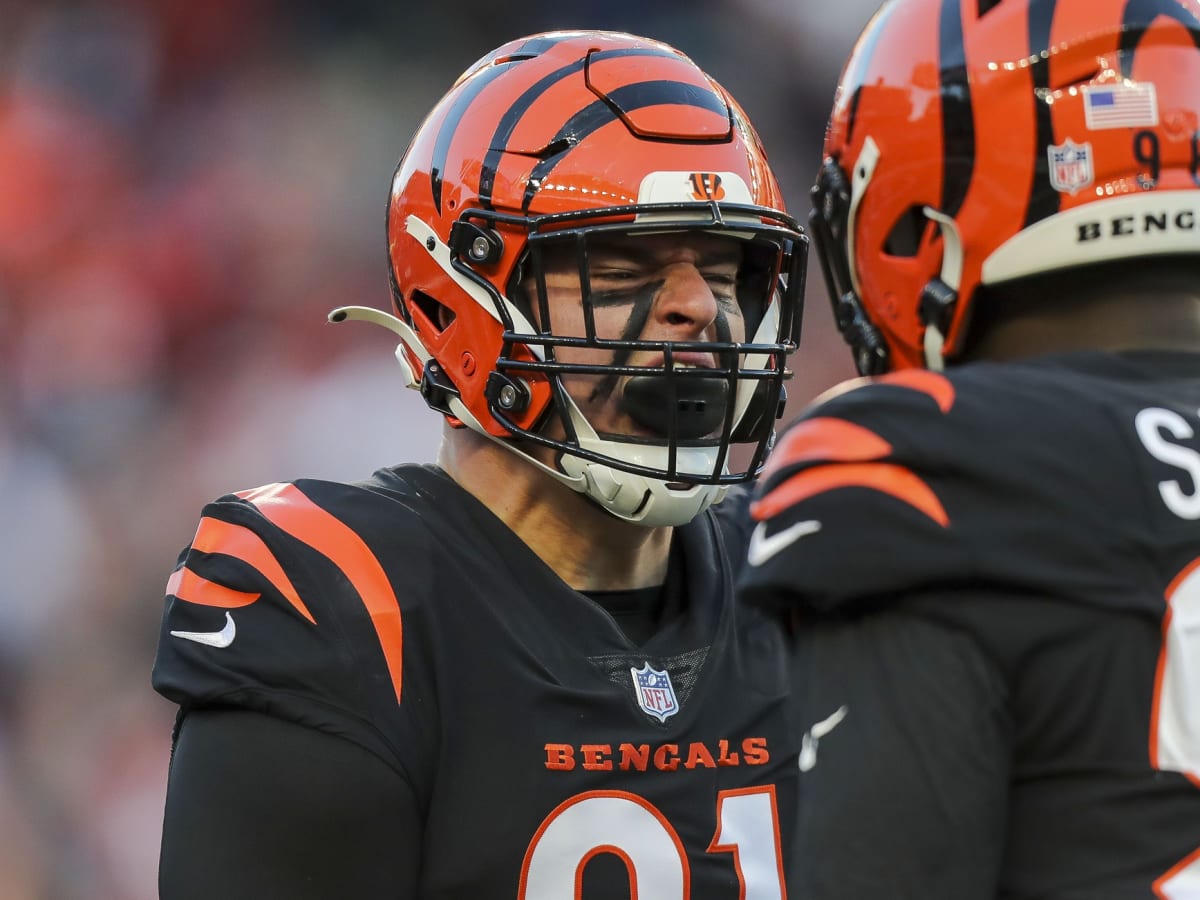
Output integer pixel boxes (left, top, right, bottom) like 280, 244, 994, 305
977, 0, 1004, 16
883, 205, 931, 258
410, 289, 455, 333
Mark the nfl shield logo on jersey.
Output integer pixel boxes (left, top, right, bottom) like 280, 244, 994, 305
631, 662, 679, 722
1047, 139, 1094, 194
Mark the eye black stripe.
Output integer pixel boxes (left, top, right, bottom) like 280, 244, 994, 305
479, 46, 683, 209
519, 79, 731, 212
938, 0, 975, 218
1024, 0, 1060, 227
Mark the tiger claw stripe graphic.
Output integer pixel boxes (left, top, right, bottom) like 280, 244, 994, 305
756, 372, 955, 527
763, 418, 893, 482
167, 567, 260, 610
876, 369, 956, 412
753, 462, 950, 527
167, 518, 315, 623
762, 372, 954, 483
235, 483, 406, 703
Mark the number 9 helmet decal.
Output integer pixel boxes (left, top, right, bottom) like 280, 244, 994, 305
335, 30, 807, 526
810, 0, 1200, 375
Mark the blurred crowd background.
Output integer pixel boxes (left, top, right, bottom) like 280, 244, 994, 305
0, 1, 879, 896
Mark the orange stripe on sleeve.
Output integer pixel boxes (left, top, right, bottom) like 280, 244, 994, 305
189, 516, 316, 624
877, 369, 956, 412
237, 483, 405, 704
765, 417, 892, 479
166, 566, 261, 608
752, 462, 950, 527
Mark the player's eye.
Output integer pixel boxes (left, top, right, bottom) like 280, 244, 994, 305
589, 281, 651, 308
703, 271, 738, 289
592, 267, 643, 284
588, 264, 652, 304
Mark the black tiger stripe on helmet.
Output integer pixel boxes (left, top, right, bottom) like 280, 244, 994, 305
478, 46, 683, 211
517, 79, 732, 213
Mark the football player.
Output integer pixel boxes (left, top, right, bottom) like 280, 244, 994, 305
153, 30, 808, 898
740, 0, 1200, 896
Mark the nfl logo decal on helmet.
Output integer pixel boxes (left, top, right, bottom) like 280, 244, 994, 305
631, 662, 679, 722
1047, 140, 1093, 195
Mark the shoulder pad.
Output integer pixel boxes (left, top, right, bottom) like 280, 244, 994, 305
743, 372, 960, 610
740, 365, 1147, 615
153, 479, 429, 736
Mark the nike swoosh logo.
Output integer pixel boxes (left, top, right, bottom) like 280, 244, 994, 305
171, 611, 237, 648
798, 705, 847, 772
747, 519, 822, 567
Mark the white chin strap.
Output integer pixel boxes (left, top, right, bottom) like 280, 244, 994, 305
558, 453, 726, 526
555, 397, 727, 527
446, 383, 723, 527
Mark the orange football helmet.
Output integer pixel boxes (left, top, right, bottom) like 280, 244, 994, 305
811, 0, 1200, 374
334, 30, 807, 525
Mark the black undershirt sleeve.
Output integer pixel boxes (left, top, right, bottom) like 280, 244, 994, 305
159, 709, 422, 899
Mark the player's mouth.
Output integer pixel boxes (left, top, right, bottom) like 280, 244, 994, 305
619, 358, 730, 440
653, 351, 719, 371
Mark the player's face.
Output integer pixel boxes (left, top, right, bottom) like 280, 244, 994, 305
533, 231, 748, 441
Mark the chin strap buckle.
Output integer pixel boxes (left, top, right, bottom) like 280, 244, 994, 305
918, 278, 957, 372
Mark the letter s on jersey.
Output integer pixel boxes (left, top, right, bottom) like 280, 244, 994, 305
1135, 407, 1200, 520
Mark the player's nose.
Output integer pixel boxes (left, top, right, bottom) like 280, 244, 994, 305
653, 263, 720, 337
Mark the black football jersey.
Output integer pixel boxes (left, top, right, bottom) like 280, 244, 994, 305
153, 465, 797, 899
740, 350, 1200, 899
